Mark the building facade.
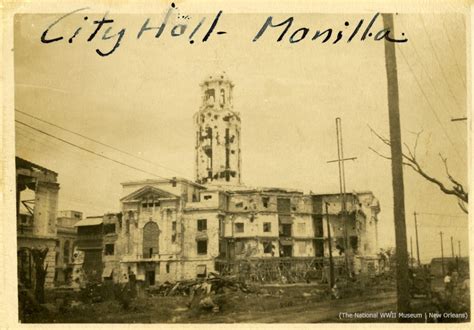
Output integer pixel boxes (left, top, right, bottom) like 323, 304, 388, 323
74, 216, 104, 282
312, 192, 381, 274
16, 157, 60, 289
110, 73, 382, 285
102, 213, 122, 281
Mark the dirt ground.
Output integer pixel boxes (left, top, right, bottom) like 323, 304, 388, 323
22, 282, 400, 323
20, 271, 470, 324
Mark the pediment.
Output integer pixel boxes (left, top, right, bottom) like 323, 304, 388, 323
120, 185, 179, 202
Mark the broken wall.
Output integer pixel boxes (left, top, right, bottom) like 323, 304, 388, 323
17, 238, 56, 288
182, 211, 220, 260
354, 192, 380, 256
31, 182, 59, 237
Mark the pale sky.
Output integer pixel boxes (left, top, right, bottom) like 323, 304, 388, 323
14, 10, 468, 262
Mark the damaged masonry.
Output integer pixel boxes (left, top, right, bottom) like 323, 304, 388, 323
15, 73, 381, 295
109, 72, 381, 285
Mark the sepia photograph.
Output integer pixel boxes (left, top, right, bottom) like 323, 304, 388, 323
2, 0, 471, 325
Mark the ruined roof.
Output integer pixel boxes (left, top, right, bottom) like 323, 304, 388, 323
74, 217, 103, 227
120, 177, 205, 189
205, 183, 303, 195
16, 157, 58, 176
120, 185, 180, 202
200, 71, 234, 86
310, 190, 374, 198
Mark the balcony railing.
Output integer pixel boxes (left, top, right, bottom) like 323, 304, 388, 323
122, 253, 162, 262
77, 234, 103, 241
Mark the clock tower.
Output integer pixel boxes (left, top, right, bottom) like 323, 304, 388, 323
194, 72, 242, 185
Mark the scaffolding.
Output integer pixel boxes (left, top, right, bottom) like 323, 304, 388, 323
215, 256, 347, 284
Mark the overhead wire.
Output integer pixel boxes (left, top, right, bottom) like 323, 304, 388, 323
440, 15, 467, 88
396, 44, 464, 162
15, 108, 188, 177
419, 15, 465, 115
16, 120, 174, 182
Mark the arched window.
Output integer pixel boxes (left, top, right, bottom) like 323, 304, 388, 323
143, 221, 159, 258
205, 89, 215, 104
63, 240, 70, 265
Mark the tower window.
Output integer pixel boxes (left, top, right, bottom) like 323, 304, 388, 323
205, 89, 215, 103
220, 89, 225, 105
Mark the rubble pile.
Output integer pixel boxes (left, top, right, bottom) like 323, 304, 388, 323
147, 273, 253, 297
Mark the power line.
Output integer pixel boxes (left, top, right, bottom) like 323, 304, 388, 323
419, 15, 465, 113
380, 204, 467, 219
16, 120, 174, 181
416, 212, 467, 218
16, 129, 126, 214
396, 45, 464, 162
15, 126, 147, 183
15, 108, 188, 177
397, 16, 467, 135
397, 17, 462, 119
440, 15, 466, 88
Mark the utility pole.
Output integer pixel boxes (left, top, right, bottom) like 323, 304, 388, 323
458, 240, 461, 258
326, 117, 357, 277
440, 231, 445, 276
382, 13, 410, 314
410, 237, 414, 268
325, 202, 335, 289
450, 236, 455, 258
414, 212, 421, 266
336, 117, 349, 276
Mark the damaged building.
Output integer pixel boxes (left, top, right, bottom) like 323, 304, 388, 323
55, 210, 82, 285
16, 157, 60, 289
73, 212, 122, 283
109, 73, 381, 285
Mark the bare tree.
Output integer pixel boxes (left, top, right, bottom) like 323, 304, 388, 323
369, 126, 468, 213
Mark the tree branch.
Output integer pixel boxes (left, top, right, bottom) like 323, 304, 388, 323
369, 128, 468, 211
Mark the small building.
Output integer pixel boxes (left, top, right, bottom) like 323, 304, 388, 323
102, 212, 122, 282
16, 157, 60, 289
74, 216, 103, 282
55, 210, 82, 285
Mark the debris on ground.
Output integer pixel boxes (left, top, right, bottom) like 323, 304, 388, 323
146, 273, 254, 297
